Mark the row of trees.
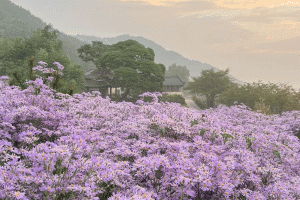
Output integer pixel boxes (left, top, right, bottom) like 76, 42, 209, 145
0, 23, 190, 105
1, 23, 299, 115
0, 24, 178, 104
184, 68, 300, 115
219, 80, 300, 115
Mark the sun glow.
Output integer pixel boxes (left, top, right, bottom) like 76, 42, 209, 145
270, 1, 300, 7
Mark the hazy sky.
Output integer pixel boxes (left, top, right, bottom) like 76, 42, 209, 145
9, 0, 300, 91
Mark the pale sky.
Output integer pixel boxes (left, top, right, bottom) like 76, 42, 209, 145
9, 0, 300, 91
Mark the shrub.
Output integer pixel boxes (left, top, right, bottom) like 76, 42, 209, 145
192, 95, 207, 109
1, 62, 300, 200
253, 97, 272, 115
159, 93, 187, 107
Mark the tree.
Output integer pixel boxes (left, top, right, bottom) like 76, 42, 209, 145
218, 80, 300, 115
3, 37, 28, 67
0, 24, 85, 94
159, 93, 187, 107
263, 82, 299, 115
77, 39, 166, 99
219, 81, 266, 109
62, 61, 86, 94
184, 68, 234, 108
0, 36, 14, 75
8, 56, 62, 92
112, 67, 139, 94
165, 63, 190, 84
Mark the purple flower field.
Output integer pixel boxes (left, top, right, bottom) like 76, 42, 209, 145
1, 62, 300, 200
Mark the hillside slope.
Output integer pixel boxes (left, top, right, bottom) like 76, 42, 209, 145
0, 0, 97, 72
0, 0, 245, 85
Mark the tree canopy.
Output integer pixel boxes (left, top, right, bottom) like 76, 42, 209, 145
0, 24, 85, 94
219, 80, 300, 115
77, 39, 166, 99
165, 63, 190, 84
184, 68, 235, 108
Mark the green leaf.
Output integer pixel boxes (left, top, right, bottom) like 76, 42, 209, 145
221, 133, 234, 143
141, 149, 148, 157
200, 129, 206, 136
246, 137, 252, 149
84, 171, 91, 183
191, 120, 199, 127
271, 143, 278, 148
43, 160, 47, 171
155, 169, 164, 180
273, 150, 281, 159
70, 169, 78, 180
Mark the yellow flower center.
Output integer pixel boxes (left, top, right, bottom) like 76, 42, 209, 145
15, 191, 20, 197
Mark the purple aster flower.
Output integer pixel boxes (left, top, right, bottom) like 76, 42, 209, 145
38, 61, 48, 67
53, 62, 64, 70
46, 76, 54, 83
0, 76, 9, 80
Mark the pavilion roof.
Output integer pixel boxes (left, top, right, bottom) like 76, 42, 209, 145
163, 75, 185, 86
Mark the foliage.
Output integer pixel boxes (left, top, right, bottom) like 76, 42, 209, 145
184, 68, 235, 108
0, 24, 86, 94
111, 67, 139, 92
0, 0, 45, 40
219, 80, 300, 115
159, 93, 188, 107
192, 95, 209, 110
0, 0, 97, 73
77, 39, 166, 99
165, 63, 190, 85
253, 97, 272, 115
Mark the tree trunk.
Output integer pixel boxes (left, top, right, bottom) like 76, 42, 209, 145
122, 87, 131, 99
206, 94, 215, 108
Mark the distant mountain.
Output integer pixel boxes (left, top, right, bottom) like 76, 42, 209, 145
0, 0, 97, 72
73, 34, 245, 85
0, 0, 46, 40
0, 0, 245, 85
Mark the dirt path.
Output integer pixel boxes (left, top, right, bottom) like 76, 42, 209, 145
182, 92, 201, 111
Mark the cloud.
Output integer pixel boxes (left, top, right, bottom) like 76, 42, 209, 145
231, 6, 300, 24
163, 0, 217, 12
257, 36, 300, 53
9, 0, 300, 90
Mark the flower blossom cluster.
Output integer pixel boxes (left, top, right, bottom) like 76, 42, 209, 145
0, 62, 300, 199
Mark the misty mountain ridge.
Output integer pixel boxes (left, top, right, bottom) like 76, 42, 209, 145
73, 34, 245, 85
0, 0, 245, 85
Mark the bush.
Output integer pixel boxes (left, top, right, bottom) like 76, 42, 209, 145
192, 95, 207, 109
159, 93, 187, 107
219, 81, 300, 115
253, 97, 273, 115
2, 64, 300, 200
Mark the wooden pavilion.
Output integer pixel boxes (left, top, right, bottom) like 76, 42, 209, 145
163, 75, 185, 93
85, 69, 186, 97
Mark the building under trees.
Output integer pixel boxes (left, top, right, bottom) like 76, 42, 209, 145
85, 69, 185, 97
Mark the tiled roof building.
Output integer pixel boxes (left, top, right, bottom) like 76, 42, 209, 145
85, 69, 186, 96
85, 69, 112, 97
163, 75, 185, 92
